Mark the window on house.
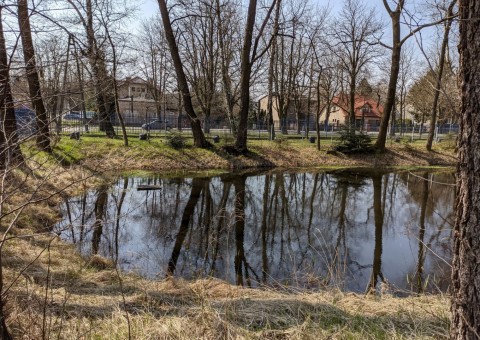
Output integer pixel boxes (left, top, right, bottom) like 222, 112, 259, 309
141, 88, 145, 92
131, 87, 136, 92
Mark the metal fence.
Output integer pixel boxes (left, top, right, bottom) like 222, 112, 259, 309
55, 113, 459, 141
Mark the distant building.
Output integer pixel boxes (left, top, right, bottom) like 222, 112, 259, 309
327, 94, 384, 131
116, 77, 182, 126
258, 94, 317, 130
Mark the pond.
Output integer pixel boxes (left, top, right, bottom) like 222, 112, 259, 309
56, 168, 455, 294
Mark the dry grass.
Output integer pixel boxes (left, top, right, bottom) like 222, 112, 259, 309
0, 139, 454, 339
4, 264, 451, 339
53, 136, 456, 173
2, 226, 451, 339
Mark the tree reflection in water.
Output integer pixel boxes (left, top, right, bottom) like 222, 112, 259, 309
368, 173, 385, 294
167, 177, 204, 275
56, 169, 455, 293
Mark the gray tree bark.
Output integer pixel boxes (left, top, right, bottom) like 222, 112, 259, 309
0, 6, 22, 167
18, 0, 51, 152
234, 0, 257, 152
451, 1, 480, 338
375, 1, 402, 151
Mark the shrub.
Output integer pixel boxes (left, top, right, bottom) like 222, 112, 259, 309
334, 130, 374, 154
165, 130, 186, 149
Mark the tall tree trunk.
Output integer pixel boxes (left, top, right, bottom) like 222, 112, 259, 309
73, 42, 87, 123
266, 0, 281, 141
282, 27, 296, 135
158, 0, 209, 148
451, 1, 480, 338
0, 4, 12, 313
234, 0, 257, 153
315, 77, 322, 151
348, 73, 357, 133
389, 96, 396, 137
56, 35, 72, 135
177, 92, 182, 131
17, 0, 51, 152
215, 0, 237, 136
426, 2, 455, 151
0, 7, 22, 166
105, 25, 128, 146
375, 9, 401, 151
85, 0, 115, 138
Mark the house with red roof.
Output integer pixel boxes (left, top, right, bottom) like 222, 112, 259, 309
327, 94, 384, 131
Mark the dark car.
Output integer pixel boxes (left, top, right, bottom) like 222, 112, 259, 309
142, 119, 173, 131
63, 111, 97, 124
15, 107, 36, 137
62, 112, 82, 120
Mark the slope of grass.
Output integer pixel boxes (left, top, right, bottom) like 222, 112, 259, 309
0, 138, 455, 338
49, 134, 456, 173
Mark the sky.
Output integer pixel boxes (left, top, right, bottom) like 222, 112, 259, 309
136, 0, 440, 46
134, 0, 445, 79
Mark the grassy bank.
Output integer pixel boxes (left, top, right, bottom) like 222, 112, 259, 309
4, 229, 451, 338
51, 134, 456, 172
0, 136, 455, 338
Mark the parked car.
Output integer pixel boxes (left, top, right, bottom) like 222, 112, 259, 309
142, 119, 173, 131
15, 107, 36, 136
63, 111, 97, 121
62, 112, 82, 120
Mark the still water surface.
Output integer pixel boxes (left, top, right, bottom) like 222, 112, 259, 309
56, 168, 455, 293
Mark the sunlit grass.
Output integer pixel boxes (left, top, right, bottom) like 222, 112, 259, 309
2, 136, 456, 339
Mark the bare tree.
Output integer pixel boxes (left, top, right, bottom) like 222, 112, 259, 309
157, 0, 209, 148
407, 69, 434, 134
101, 12, 128, 146
426, 1, 456, 151
36, 35, 65, 135
180, 0, 219, 134
234, 0, 259, 152
215, 0, 242, 135
65, 0, 117, 138
18, 0, 51, 151
396, 45, 415, 136
375, 0, 456, 151
451, 0, 480, 338
265, 0, 281, 140
273, 0, 311, 134
330, 0, 382, 134
235, 0, 277, 152
0, 4, 22, 166
0, 9, 15, 337
137, 18, 170, 120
